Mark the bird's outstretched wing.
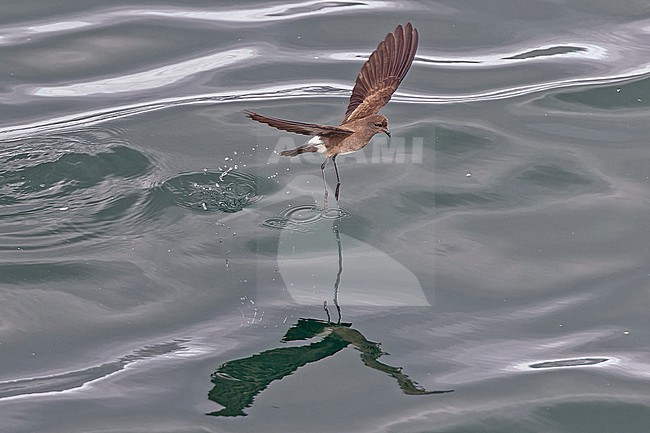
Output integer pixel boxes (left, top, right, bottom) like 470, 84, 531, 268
244, 110, 353, 136
342, 23, 419, 124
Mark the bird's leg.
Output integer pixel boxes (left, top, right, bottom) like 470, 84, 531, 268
333, 154, 342, 201
321, 157, 329, 211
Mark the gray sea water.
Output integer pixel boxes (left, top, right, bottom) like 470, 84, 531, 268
2, 1, 650, 432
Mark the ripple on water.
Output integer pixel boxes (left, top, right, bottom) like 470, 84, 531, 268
0, 129, 154, 252
158, 170, 270, 213
0, 339, 189, 399
551, 75, 650, 110
529, 357, 610, 369
261, 204, 350, 232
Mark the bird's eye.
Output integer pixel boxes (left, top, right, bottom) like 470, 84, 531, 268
374, 123, 383, 127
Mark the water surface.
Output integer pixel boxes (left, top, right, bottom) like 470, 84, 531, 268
2, 1, 650, 432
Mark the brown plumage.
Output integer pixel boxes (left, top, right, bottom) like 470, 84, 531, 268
245, 23, 419, 208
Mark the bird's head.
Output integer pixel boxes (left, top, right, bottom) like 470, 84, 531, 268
366, 114, 391, 138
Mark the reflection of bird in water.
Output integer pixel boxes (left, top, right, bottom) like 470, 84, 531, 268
208, 208, 450, 417
323, 226, 344, 324
207, 318, 452, 417
207, 318, 349, 417
327, 325, 453, 396
245, 23, 419, 209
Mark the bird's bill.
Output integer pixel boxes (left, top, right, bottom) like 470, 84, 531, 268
383, 128, 391, 138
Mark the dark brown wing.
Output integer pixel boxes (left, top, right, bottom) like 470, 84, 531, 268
244, 110, 353, 136
342, 23, 419, 124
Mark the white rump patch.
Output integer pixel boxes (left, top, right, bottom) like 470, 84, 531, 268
308, 135, 326, 153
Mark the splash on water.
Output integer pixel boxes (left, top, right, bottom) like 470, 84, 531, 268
160, 170, 268, 213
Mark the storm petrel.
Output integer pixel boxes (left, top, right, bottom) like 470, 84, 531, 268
245, 23, 419, 208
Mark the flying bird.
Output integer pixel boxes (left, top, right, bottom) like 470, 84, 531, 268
245, 23, 419, 208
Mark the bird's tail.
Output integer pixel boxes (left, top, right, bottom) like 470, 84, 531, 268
280, 145, 319, 157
